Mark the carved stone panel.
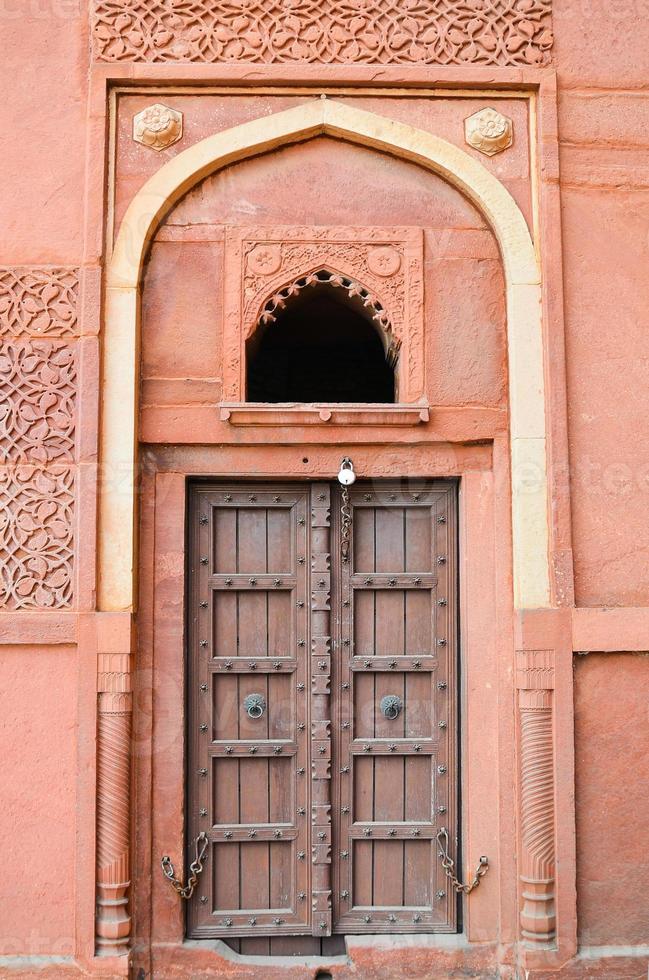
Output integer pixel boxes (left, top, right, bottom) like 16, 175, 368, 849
0, 465, 74, 609
223, 227, 425, 404
92, 0, 553, 66
0, 341, 76, 464
0, 268, 79, 338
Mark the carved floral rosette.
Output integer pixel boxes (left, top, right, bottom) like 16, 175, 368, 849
223, 227, 424, 404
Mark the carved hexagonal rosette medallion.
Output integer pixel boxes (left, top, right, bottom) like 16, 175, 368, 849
464, 108, 513, 157
133, 103, 183, 151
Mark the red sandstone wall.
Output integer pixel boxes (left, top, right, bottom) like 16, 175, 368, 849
574, 653, 649, 945
0, 0, 89, 958
553, 1, 649, 607
1, 0, 649, 964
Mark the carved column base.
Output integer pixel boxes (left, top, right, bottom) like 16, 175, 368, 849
520, 876, 556, 946
96, 879, 131, 956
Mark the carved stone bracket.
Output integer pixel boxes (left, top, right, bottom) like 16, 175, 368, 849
95, 616, 135, 956
516, 650, 556, 947
310, 483, 332, 936
223, 226, 424, 404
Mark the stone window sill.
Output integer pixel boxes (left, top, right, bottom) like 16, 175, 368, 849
218, 403, 430, 426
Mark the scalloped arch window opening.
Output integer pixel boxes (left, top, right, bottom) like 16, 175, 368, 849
246, 270, 397, 404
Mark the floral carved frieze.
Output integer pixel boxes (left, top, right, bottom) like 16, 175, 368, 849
91, 0, 553, 65
0, 342, 76, 464
0, 268, 79, 338
223, 227, 424, 403
0, 465, 74, 609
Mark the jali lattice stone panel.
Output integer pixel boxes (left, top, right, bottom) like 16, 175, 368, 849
92, 0, 553, 66
0, 465, 74, 609
0, 342, 77, 465
0, 268, 79, 338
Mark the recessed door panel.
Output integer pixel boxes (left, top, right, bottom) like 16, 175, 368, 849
187, 480, 457, 939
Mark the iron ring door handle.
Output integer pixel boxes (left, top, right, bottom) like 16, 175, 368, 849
380, 695, 403, 720
243, 693, 266, 719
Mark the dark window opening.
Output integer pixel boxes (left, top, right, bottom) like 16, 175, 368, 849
246, 279, 395, 403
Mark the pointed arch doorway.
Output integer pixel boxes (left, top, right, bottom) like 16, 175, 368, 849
95, 97, 575, 972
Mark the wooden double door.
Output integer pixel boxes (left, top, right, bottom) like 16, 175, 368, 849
187, 480, 458, 940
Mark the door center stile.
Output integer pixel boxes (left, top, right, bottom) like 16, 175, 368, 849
310, 483, 334, 936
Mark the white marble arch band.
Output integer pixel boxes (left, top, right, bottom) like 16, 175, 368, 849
101, 97, 550, 612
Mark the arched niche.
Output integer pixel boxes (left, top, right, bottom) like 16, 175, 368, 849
247, 269, 397, 404
102, 98, 550, 612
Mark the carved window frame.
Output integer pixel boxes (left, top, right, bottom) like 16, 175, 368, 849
221, 226, 427, 424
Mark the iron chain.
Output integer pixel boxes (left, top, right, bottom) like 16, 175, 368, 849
340, 484, 352, 562
435, 827, 489, 895
161, 831, 208, 900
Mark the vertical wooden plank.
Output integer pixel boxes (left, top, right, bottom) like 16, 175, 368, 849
353, 507, 375, 572
269, 756, 291, 823
212, 674, 238, 741
375, 591, 405, 658
237, 592, 268, 659
352, 757, 374, 823
239, 808, 270, 917
373, 758, 404, 822
352, 841, 374, 908
267, 507, 292, 571
404, 506, 431, 572
404, 756, 431, 822
236, 507, 268, 573
267, 591, 291, 658
212, 759, 239, 825
213, 591, 237, 657
269, 842, 293, 910
375, 505, 404, 573
403, 840, 432, 906
369, 758, 404, 907
353, 672, 375, 739
267, 673, 292, 740
213, 508, 237, 572
373, 841, 404, 906
353, 591, 375, 657
240, 841, 270, 912
404, 671, 431, 739
213, 842, 240, 911
404, 592, 431, 659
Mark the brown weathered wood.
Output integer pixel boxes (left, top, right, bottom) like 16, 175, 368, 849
333, 482, 457, 934
188, 480, 457, 939
188, 486, 310, 938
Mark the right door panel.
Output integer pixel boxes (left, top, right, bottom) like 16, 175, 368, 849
332, 482, 458, 934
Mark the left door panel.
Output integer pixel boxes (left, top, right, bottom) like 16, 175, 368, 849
187, 485, 310, 938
